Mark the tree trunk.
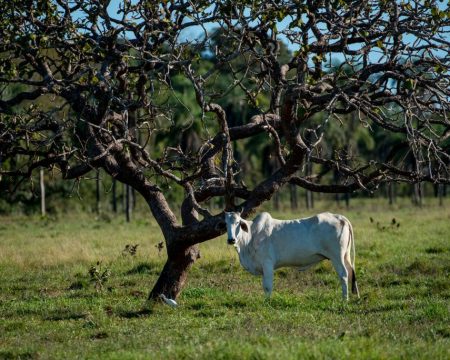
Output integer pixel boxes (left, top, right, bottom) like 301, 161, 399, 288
111, 178, 117, 213
304, 161, 314, 209
289, 184, 298, 211
388, 182, 395, 205
305, 188, 313, 209
132, 188, 136, 210
39, 169, 46, 217
148, 196, 201, 300
273, 192, 280, 211
96, 170, 101, 214
148, 244, 200, 300
333, 169, 340, 207
412, 182, 422, 206
122, 183, 126, 211
438, 183, 444, 206
125, 184, 131, 222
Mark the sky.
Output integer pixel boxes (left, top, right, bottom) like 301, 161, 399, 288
91, 0, 449, 67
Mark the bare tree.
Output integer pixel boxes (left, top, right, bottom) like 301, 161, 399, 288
1, 1, 449, 299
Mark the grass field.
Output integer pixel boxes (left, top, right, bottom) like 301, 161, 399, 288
0, 199, 449, 359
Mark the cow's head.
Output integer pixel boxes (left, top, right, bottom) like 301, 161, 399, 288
224, 211, 249, 246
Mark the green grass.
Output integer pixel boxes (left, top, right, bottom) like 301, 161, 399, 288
0, 199, 449, 359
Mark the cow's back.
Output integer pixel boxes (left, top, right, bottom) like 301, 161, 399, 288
264, 213, 345, 268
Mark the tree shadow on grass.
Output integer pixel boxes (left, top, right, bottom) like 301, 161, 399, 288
91, 331, 109, 340
116, 308, 153, 318
44, 310, 88, 321
340, 302, 406, 315
221, 299, 248, 309
0, 350, 38, 359
125, 262, 160, 275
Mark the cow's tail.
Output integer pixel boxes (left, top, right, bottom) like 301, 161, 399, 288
347, 219, 360, 297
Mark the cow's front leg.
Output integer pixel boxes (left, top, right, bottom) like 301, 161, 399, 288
262, 263, 274, 298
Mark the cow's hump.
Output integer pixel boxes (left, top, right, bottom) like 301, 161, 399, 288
251, 212, 274, 239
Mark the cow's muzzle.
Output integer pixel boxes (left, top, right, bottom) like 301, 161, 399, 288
227, 238, 236, 245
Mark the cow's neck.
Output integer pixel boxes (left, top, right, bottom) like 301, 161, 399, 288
235, 219, 253, 252
235, 219, 262, 275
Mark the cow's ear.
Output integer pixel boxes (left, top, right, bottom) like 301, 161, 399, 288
240, 221, 248, 232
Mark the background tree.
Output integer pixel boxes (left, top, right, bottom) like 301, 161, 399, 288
1, 0, 449, 299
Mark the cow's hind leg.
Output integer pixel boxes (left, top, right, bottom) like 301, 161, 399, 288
344, 254, 360, 298
262, 262, 274, 298
331, 258, 349, 300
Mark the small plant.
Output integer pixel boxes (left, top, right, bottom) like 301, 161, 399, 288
370, 217, 400, 231
88, 261, 111, 291
155, 242, 164, 257
122, 244, 139, 257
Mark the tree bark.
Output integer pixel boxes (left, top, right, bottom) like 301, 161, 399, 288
96, 170, 101, 215
40, 169, 45, 217
148, 244, 200, 300
412, 182, 422, 206
122, 182, 126, 211
111, 178, 117, 213
333, 169, 340, 207
388, 182, 395, 205
125, 184, 131, 222
305, 161, 314, 209
305, 188, 313, 210
438, 183, 444, 206
289, 183, 298, 211
148, 195, 201, 300
273, 192, 280, 211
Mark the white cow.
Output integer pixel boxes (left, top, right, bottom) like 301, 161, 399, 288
225, 211, 359, 300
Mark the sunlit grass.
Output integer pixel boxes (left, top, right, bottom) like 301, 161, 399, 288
0, 199, 449, 359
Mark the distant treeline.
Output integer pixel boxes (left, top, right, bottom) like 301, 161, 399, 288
0, 170, 446, 217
